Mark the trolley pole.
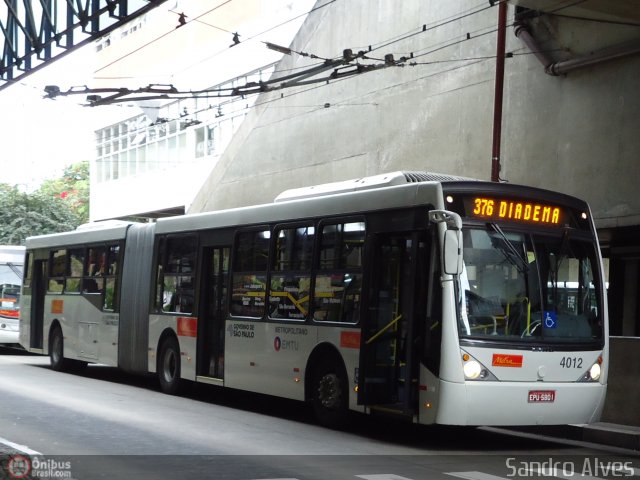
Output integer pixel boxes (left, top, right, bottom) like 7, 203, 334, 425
491, 0, 507, 182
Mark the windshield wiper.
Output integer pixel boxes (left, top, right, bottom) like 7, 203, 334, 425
7, 262, 22, 280
488, 223, 529, 274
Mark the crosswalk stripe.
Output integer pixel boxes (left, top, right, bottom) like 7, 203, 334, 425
254, 469, 636, 480
445, 472, 510, 480
529, 468, 602, 480
356, 476, 415, 480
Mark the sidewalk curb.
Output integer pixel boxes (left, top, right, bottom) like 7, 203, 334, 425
504, 423, 640, 453
581, 423, 640, 452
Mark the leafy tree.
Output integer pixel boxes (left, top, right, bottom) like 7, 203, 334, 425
37, 162, 90, 224
0, 184, 81, 245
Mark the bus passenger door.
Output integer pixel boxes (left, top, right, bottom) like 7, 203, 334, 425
359, 232, 427, 416
197, 246, 230, 379
30, 259, 46, 349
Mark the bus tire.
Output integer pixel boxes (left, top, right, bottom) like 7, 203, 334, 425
312, 359, 348, 428
49, 326, 70, 372
158, 336, 182, 395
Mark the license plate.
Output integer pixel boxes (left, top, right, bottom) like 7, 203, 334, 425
528, 390, 555, 403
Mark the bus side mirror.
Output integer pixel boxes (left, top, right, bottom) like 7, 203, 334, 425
443, 229, 462, 275
429, 209, 463, 276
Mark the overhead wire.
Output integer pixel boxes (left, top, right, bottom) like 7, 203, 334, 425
246, 0, 338, 43
89, 0, 591, 137
349, 0, 490, 53
367, 1, 496, 55
168, 9, 234, 34
171, 0, 339, 78
171, 0, 496, 94
92, 0, 336, 82
93, 0, 239, 75
52, 0, 503, 106
225, 1, 531, 122
6, 0, 620, 178
59, 0, 597, 115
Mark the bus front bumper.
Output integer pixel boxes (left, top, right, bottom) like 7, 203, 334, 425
432, 380, 606, 426
0, 320, 19, 344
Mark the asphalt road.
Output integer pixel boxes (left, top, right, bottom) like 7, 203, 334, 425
0, 348, 636, 480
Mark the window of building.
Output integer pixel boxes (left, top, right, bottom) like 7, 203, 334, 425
93, 64, 277, 186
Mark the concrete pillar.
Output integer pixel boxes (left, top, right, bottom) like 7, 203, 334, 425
622, 259, 639, 336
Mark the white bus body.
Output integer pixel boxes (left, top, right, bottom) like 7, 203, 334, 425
19, 172, 608, 426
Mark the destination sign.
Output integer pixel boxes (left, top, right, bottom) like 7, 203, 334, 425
467, 196, 564, 225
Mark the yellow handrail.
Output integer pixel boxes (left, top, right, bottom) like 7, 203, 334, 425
366, 314, 402, 345
507, 297, 531, 334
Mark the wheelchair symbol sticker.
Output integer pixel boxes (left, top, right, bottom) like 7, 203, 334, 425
544, 311, 557, 329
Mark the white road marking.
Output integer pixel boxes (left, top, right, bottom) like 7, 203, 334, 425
0, 436, 42, 455
445, 472, 511, 480
356, 476, 416, 480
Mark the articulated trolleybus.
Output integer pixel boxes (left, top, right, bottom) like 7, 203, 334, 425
19, 172, 607, 426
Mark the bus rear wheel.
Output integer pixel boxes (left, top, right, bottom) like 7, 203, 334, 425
312, 361, 348, 428
158, 336, 182, 395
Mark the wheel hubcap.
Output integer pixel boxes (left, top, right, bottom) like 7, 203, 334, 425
52, 335, 61, 362
318, 373, 341, 409
163, 350, 177, 382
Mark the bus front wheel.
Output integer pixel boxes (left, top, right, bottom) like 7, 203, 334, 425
312, 360, 348, 428
158, 336, 182, 395
50, 326, 69, 372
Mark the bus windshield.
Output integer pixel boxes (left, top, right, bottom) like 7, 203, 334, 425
0, 263, 22, 319
459, 225, 604, 344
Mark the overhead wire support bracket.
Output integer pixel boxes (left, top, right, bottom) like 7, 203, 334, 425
42, 45, 396, 106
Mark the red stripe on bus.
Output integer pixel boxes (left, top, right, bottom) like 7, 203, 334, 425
340, 331, 361, 349
177, 317, 197, 337
51, 299, 64, 314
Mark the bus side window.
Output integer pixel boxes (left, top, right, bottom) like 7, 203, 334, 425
156, 236, 197, 315
269, 224, 314, 320
230, 229, 269, 318
83, 247, 105, 294
103, 244, 121, 311
66, 248, 84, 293
47, 249, 67, 293
24, 252, 33, 293
313, 221, 364, 324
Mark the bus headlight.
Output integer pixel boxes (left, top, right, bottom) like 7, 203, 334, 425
588, 363, 601, 381
463, 360, 482, 379
461, 351, 498, 381
579, 356, 603, 382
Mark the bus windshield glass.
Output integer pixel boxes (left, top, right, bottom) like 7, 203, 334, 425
459, 225, 604, 344
0, 263, 22, 318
